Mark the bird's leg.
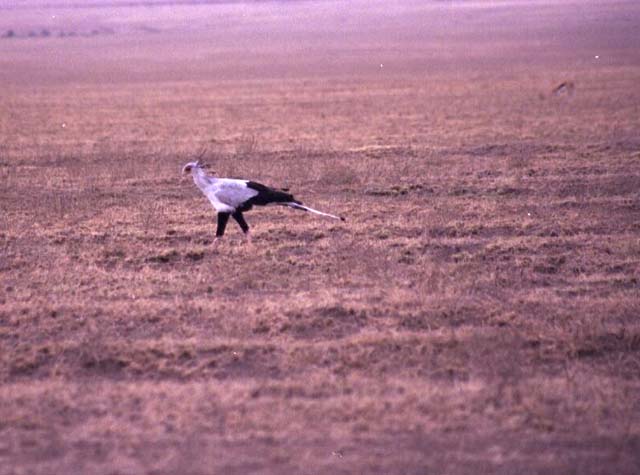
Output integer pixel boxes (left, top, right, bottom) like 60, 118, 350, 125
215, 213, 230, 244
232, 211, 252, 245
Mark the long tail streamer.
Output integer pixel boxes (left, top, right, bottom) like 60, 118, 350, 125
281, 202, 345, 221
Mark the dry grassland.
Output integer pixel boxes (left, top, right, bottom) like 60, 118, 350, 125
1, 1, 640, 474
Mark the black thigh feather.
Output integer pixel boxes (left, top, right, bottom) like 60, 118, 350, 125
232, 211, 250, 233
216, 212, 230, 237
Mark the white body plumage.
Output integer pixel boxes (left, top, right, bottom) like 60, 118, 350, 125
189, 166, 258, 214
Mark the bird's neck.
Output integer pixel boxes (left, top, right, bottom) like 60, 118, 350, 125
191, 168, 215, 190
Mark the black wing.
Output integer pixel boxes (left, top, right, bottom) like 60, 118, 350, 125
238, 181, 300, 211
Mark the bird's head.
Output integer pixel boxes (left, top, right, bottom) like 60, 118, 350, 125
183, 147, 214, 176
183, 161, 215, 174
182, 161, 202, 174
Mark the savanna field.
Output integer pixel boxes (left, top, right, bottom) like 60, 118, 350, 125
1, 1, 639, 473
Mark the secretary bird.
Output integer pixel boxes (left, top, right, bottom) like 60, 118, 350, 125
182, 160, 344, 242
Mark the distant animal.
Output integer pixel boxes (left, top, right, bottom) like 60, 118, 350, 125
552, 81, 575, 96
182, 160, 344, 243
